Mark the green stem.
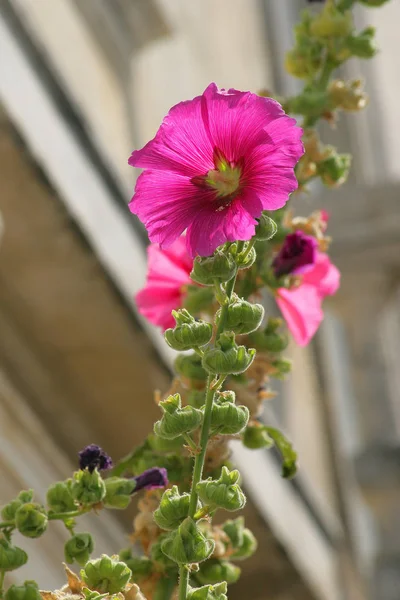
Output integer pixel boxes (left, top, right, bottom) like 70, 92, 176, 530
215, 269, 239, 340
183, 433, 199, 453
0, 523, 13, 530
239, 238, 256, 264
0, 570, 5, 600
48, 508, 91, 521
179, 566, 190, 600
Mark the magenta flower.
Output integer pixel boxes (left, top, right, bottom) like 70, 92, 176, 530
276, 253, 340, 346
272, 231, 318, 278
129, 83, 303, 257
136, 237, 192, 330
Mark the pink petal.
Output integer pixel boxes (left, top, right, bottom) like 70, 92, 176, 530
276, 285, 323, 347
136, 286, 182, 330
146, 242, 191, 286
302, 253, 340, 298
128, 95, 214, 178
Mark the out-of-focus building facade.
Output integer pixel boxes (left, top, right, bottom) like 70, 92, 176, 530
0, 1, 399, 599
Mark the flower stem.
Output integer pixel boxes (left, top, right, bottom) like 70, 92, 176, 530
48, 508, 91, 521
179, 565, 190, 600
0, 522, 13, 530
0, 570, 5, 600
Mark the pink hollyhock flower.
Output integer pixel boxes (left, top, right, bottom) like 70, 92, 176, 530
129, 83, 303, 257
136, 237, 192, 330
276, 253, 340, 347
272, 230, 317, 278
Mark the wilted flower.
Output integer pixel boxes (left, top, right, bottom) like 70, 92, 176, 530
136, 237, 192, 330
129, 83, 303, 257
132, 468, 168, 492
272, 231, 318, 277
78, 445, 113, 473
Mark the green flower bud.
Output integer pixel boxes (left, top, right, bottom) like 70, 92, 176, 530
175, 353, 208, 381
147, 433, 184, 452
65, 533, 94, 566
289, 91, 329, 118
285, 49, 320, 80
103, 477, 135, 510
255, 213, 277, 241
196, 466, 245, 512
1, 490, 34, 522
188, 582, 227, 600
118, 550, 153, 580
184, 285, 216, 315
0, 539, 28, 571
248, 317, 288, 353
310, 7, 353, 38
358, 0, 389, 6
216, 297, 264, 335
318, 151, 352, 187
271, 357, 292, 380
235, 245, 256, 270
186, 389, 206, 409
211, 392, 249, 435
81, 555, 132, 594
230, 528, 258, 560
154, 486, 198, 530
5, 581, 41, 600
265, 427, 298, 479
196, 559, 240, 586
154, 394, 203, 440
46, 481, 77, 513
161, 517, 215, 564
242, 423, 274, 450
71, 469, 106, 506
346, 27, 377, 58
149, 534, 177, 569
165, 310, 213, 351
191, 252, 236, 286
202, 332, 255, 375
15, 503, 48, 538
222, 516, 245, 548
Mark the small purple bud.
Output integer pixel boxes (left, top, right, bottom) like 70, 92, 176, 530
272, 231, 317, 278
78, 444, 113, 473
132, 467, 168, 493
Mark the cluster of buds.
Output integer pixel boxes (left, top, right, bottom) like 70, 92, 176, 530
296, 129, 351, 188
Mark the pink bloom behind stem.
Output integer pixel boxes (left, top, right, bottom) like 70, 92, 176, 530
136, 237, 192, 330
129, 83, 304, 257
276, 253, 340, 346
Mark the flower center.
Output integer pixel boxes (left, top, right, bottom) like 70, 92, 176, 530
206, 163, 242, 198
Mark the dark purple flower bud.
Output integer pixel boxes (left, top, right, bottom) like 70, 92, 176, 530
132, 468, 168, 493
79, 444, 113, 473
272, 231, 317, 278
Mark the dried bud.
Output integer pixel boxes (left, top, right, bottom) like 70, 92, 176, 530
310, 6, 353, 38
202, 332, 255, 375
161, 517, 215, 564
154, 486, 198, 530
104, 477, 135, 509
154, 394, 203, 440
191, 251, 236, 286
46, 481, 77, 514
210, 393, 249, 435
79, 445, 113, 473
346, 27, 377, 58
81, 555, 132, 594
15, 503, 48, 539
328, 79, 368, 112
0, 539, 28, 571
196, 466, 246, 512
165, 310, 213, 351
318, 151, 352, 187
5, 581, 41, 600
188, 582, 227, 600
242, 423, 274, 450
196, 559, 241, 585
1, 490, 34, 522
64, 533, 94, 566
175, 353, 208, 381
71, 469, 106, 506
255, 213, 278, 241
216, 297, 264, 335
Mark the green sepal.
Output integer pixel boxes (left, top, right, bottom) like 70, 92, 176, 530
242, 423, 274, 450
71, 468, 106, 506
1, 490, 34, 522
81, 555, 132, 594
165, 310, 213, 351
255, 213, 277, 241
64, 532, 94, 566
195, 559, 241, 585
190, 252, 236, 286
202, 332, 255, 375
4, 581, 41, 600
161, 517, 215, 564
196, 466, 246, 512
210, 392, 249, 435
216, 296, 264, 335
103, 477, 135, 510
0, 538, 28, 571
222, 518, 258, 559
15, 503, 48, 539
346, 27, 377, 58
187, 582, 227, 600
265, 427, 298, 479
154, 394, 203, 440
46, 480, 77, 513
154, 486, 199, 530
230, 528, 258, 560
233, 244, 256, 270
175, 353, 208, 381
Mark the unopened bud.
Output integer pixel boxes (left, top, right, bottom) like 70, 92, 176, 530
248, 318, 289, 353
161, 517, 215, 564
46, 481, 77, 514
118, 550, 153, 581
104, 477, 135, 510
154, 486, 198, 530
71, 469, 106, 506
165, 309, 213, 351
149, 534, 177, 569
175, 353, 208, 381
188, 582, 227, 600
81, 555, 132, 594
346, 27, 377, 58
242, 423, 274, 450
5, 581, 41, 600
196, 466, 245, 512
202, 332, 255, 375
230, 528, 258, 560
1, 490, 34, 522
217, 297, 264, 335
0, 539, 28, 571
211, 393, 249, 435
65, 533, 94, 566
255, 213, 278, 241
310, 6, 353, 38
318, 151, 352, 187
289, 90, 329, 118
196, 559, 241, 586
15, 503, 48, 538
184, 285, 215, 315
191, 252, 236, 286
154, 394, 203, 440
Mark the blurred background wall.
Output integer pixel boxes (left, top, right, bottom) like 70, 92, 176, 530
0, 1, 400, 599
